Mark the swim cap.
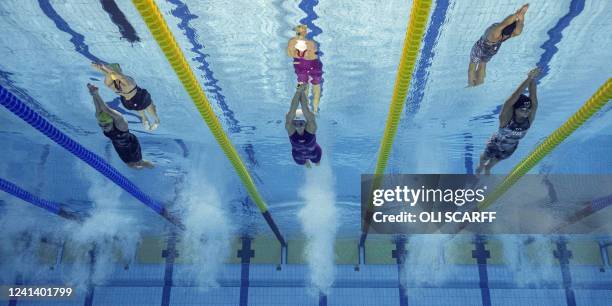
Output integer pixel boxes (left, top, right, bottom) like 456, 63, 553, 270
97, 112, 113, 125
513, 94, 532, 109
501, 22, 517, 37
294, 108, 306, 122
107, 63, 122, 74
295, 40, 308, 52
294, 24, 307, 33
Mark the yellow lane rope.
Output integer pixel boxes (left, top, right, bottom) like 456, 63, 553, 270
131, 0, 268, 212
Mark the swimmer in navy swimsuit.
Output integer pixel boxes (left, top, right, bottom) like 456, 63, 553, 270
87, 83, 154, 169
468, 4, 528, 87
285, 83, 322, 168
476, 68, 540, 175
287, 24, 323, 113
91, 62, 160, 131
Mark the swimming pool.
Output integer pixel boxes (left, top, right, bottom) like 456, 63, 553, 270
1, 0, 611, 305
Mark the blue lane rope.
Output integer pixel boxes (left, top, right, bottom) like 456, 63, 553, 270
0, 84, 183, 228
0, 177, 61, 215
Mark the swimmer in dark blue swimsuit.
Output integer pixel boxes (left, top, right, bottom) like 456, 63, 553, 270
476, 68, 539, 175
285, 83, 322, 168
87, 83, 154, 169
92, 62, 160, 131
468, 4, 528, 87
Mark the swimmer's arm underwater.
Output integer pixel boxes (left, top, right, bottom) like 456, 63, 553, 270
499, 73, 533, 127
287, 38, 297, 58
88, 84, 128, 131
285, 84, 303, 134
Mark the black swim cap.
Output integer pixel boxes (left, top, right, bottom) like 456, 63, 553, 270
513, 94, 532, 109
501, 22, 517, 37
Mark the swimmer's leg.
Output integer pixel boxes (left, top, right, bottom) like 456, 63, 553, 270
312, 84, 321, 114
146, 103, 160, 130
304, 160, 312, 168
484, 157, 499, 175
475, 153, 489, 176
128, 160, 155, 169
138, 110, 151, 130
468, 62, 478, 87
475, 62, 487, 86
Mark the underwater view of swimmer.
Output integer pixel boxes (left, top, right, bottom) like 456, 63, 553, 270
476, 67, 540, 175
88, 83, 154, 170
286, 83, 322, 168
468, 3, 528, 87
91, 62, 160, 130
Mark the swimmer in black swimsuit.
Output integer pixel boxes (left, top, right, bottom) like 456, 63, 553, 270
91, 62, 160, 131
87, 83, 154, 169
476, 67, 539, 175
468, 4, 528, 87
285, 83, 322, 168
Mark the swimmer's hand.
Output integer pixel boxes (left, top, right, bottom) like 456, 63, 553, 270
527, 67, 540, 79
516, 4, 529, 17
87, 83, 99, 95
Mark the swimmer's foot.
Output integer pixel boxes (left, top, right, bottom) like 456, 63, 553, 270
143, 120, 151, 131
150, 121, 159, 131
304, 160, 312, 168
140, 160, 155, 169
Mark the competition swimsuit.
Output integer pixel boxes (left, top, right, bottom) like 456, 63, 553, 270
470, 23, 504, 64
103, 121, 143, 164
289, 130, 322, 165
112, 78, 152, 111
293, 39, 323, 85
485, 115, 531, 160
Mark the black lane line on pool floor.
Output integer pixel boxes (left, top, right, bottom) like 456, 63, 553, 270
554, 239, 576, 306
472, 235, 492, 306
238, 237, 254, 306
99, 0, 140, 43
393, 238, 409, 306
161, 230, 179, 306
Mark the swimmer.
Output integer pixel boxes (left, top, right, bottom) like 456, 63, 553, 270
476, 68, 540, 175
87, 83, 154, 169
91, 62, 160, 130
285, 83, 322, 168
468, 4, 528, 87
287, 24, 323, 113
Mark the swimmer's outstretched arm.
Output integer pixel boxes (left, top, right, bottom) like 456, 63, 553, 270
287, 38, 296, 58
88, 84, 128, 131
92, 62, 135, 87
285, 84, 304, 134
499, 71, 534, 127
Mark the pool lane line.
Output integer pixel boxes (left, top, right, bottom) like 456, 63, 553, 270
238, 237, 254, 306
0, 84, 185, 230
464, 132, 474, 174
535, 0, 585, 83
319, 292, 327, 306
0, 69, 91, 136
161, 230, 178, 306
37, 0, 104, 63
131, 0, 286, 247
166, 0, 249, 134
472, 235, 492, 306
83, 245, 97, 306
554, 239, 576, 306
0, 177, 84, 221
393, 238, 409, 306
360, 0, 433, 247
405, 0, 450, 115
99, 0, 141, 43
